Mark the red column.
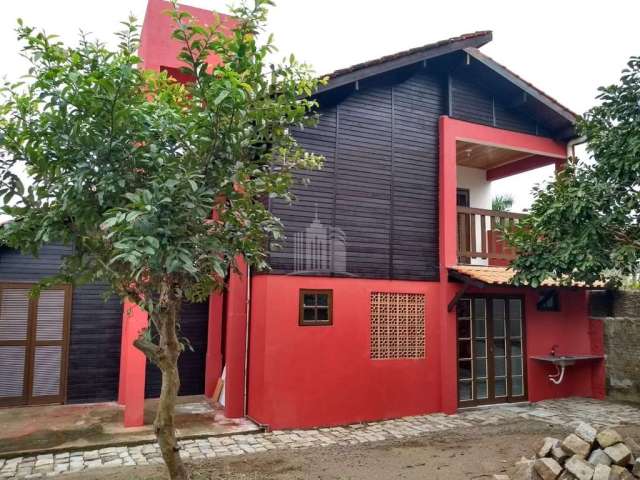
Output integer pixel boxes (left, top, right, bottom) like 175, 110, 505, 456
117, 300, 148, 427
204, 292, 224, 397
438, 116, 459, 414
224, 256, 249, 418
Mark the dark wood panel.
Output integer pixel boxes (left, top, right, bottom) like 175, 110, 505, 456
269, 71, 443, 280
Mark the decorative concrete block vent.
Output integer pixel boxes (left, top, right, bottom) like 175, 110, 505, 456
493, 423, 640, 480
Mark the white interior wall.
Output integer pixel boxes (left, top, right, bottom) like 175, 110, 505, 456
456, 166, 491, 209
457, 166, 490, 265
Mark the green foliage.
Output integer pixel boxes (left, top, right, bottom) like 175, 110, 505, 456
0, 0, 324, 317
491, 193, 513, 212
507, 56, 640, 287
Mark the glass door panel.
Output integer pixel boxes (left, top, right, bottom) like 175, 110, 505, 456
457, 296, 525, 405
509, 299, 524, 397
457, 299, 472, 401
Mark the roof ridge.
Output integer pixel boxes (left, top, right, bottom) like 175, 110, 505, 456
323, 30, 492, 79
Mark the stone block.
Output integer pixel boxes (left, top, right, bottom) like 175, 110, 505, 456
592, 464, 611, 480
534, 458, 563, 480
588, 449, 612, 466
562, 434, 591, 459
597, 428, 623, 448
604, 443, 632, 465
575, 423, 597, 445
494, 475, 511, 480
609, 465, 634, 480
552, 443, 570, 463
539, 438, 561, 458
558, 472, 577, 480
513, 459, 539, 480
565, 455, 595, 480
624, 437, 640, 458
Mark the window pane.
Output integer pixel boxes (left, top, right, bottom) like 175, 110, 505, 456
316, 294, 329, 306
457, 299, 471, 318
493, 338, 506, 357
458, 319, 471, 338
510, 339, 522, 356
459, 380, 472, 401
511, 356, 523, 377
492, 299, 505, 337
495, 377, 507, 397
303, 308, 316, 321
474, 339, 486, 357
458, 340, 471, 359
473, 299, 486, 338
475, 379, 488, 399
316, 307, 329, 321
303, 293, 316, 306
459, 360, 472, 380
509, 299, 522, 336
512, 375, 523, 396
474, 357, 486, 378
494, 356, 506, 377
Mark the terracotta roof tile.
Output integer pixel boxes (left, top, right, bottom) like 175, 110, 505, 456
449, 265, 599, 288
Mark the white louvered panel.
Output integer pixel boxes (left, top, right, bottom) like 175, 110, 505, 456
35, 290, 65, 341
0, 288, 30, 341
0, 346, 26, 397
32, 346, 62, 397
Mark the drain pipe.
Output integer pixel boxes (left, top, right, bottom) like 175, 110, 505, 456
567, 135, 587, 159
243, 261, 251, 417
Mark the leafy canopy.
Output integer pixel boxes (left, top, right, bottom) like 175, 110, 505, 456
508, 56, 640, 287
0, 0, 324, 316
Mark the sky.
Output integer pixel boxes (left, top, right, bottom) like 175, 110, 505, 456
1, 0, 639, 212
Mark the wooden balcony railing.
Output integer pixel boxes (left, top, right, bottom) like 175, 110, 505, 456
457, 207, 525, 264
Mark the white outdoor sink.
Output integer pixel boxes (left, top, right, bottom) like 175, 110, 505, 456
530, 355, 604, 384
531, 355, 603, 367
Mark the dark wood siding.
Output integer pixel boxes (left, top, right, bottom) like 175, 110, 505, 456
269, 70, 443, 280
0, 244, 123, 403
0, 244, 209, 403
145, 300, 209, 398
67, 284, 122, 403
450, 74, 549, 136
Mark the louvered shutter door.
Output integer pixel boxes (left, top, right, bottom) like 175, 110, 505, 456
0, 287, 30, 405
30, 289, 67, 402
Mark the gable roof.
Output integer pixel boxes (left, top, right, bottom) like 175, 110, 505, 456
316, 31, 577, 139
316, 31, 493, 94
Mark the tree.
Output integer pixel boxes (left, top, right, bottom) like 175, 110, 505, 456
0, 1, 323, 478
491, 193, 514, 212
507, 56, 640, 288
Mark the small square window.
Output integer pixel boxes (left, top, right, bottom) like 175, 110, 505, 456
299, 289, 333, 326
537, 289, 560, 312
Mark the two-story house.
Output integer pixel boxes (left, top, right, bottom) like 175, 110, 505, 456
0, 0, 604, 432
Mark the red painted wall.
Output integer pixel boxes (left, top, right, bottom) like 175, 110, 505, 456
248, 275, 443, 430
248, 277, 604, 429
140, 0, 236, 72
467, 287, 605, 402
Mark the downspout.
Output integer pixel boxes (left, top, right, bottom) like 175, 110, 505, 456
243, 261, 251, 417
567, 135, 587, 158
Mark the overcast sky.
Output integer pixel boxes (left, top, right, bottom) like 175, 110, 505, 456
1, 0, 638, 212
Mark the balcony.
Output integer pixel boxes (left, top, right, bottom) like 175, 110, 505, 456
457, 207, 525, 266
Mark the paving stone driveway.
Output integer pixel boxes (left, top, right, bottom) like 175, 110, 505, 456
2, 398, 640, 479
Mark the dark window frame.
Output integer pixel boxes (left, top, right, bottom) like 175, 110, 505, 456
299, 289, 333, 326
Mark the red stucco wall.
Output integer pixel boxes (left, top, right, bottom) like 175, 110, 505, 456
248, 275, 604, 430
248, 274, 443, 429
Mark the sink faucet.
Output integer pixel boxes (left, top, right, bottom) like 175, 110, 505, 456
550, 344, 559, 357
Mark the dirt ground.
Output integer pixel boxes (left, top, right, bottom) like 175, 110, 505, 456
0, 396, 257, 457
61, 420, 640, 480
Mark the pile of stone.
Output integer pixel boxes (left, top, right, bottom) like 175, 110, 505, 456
494, 423, 640, 480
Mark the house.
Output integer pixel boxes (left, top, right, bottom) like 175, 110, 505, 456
0, 0, 605, 431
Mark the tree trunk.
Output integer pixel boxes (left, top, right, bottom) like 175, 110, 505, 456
155, 300, 190, 480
